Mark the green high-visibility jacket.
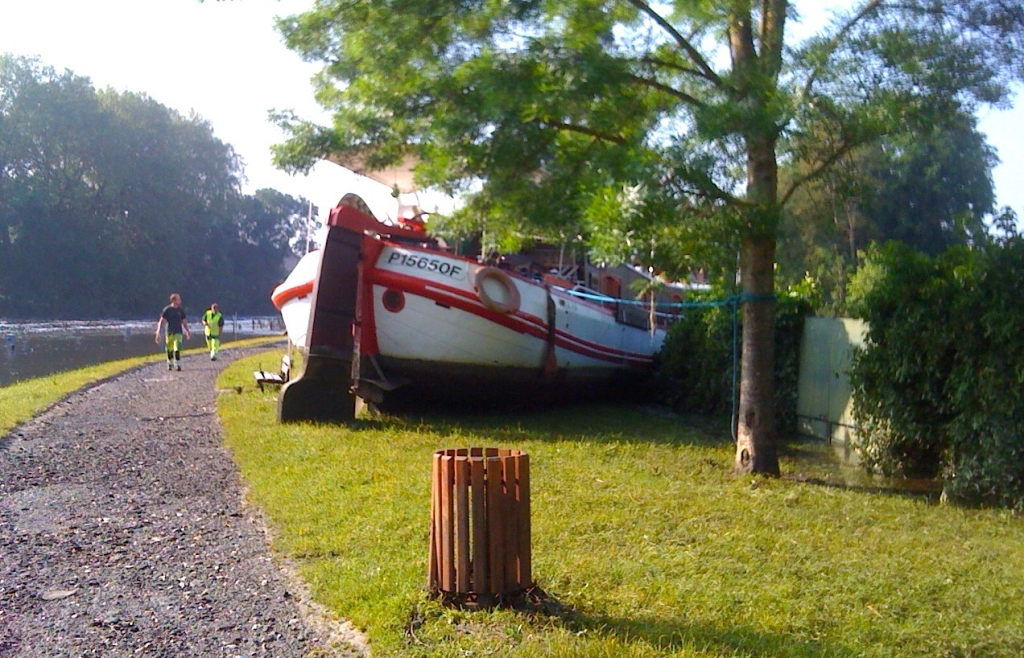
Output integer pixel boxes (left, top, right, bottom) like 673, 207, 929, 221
203, 310, 224, 336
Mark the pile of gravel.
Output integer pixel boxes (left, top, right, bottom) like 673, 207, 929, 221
0, 348, 366, 657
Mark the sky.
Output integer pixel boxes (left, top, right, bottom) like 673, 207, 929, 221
2, 0, 1022, 231
0, 0, 409, 226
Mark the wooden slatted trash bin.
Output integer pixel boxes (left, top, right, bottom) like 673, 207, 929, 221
428, 448, 531, 607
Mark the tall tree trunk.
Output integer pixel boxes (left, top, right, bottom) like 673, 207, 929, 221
735, 135, 781, 476
735, 234, 779, 475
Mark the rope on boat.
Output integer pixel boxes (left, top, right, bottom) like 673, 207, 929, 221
562, 288, 779, 443
562, 288, 776, 308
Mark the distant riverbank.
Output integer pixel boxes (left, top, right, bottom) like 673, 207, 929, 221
0, 317, 283, 386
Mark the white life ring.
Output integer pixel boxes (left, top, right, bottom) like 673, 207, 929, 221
474, 267, 521, 314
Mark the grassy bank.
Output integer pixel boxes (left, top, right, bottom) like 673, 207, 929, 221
0, 337, 280, 437
218, 351, 1024, 658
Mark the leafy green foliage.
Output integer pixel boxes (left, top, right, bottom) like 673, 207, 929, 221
654, 291, 736, 417
0, 55, 312, 317
849, 237, 1024, 509
654, 284, 813, 438
774, 287, 815, 436
858, 114, 996, 255
777, 111, 1000, 315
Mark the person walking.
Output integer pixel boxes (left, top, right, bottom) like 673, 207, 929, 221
155, 293, 191, 371
202, 302, 225, 361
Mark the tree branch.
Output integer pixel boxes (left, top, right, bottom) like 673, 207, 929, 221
686, 178, 741, 206
729, 9, 757, 74
623, 0, 726, 89
779, 137, 865, 207
640, 55, 719, 86
535, 120, 628, 145
802, 0, 885, 99
624, 72, 707, 108
759, 0, 787, 80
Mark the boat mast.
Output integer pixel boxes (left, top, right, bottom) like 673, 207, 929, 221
305, 200, 314, 254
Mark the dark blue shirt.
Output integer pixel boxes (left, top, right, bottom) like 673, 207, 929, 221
161, 305, 187, 334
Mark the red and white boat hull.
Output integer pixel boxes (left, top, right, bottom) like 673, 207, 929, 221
276, 200, 665, 420
364, 243, 662, 375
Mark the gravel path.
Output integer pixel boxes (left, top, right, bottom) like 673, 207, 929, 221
0, 348, 365, 657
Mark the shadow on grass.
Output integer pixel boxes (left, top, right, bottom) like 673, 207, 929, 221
360, 403, 946, 503
363, 402, 736, 450
575, 611, 860, 658
785, 473, 943, 505
480, 587, 860, 658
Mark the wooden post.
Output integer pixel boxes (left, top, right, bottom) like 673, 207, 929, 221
428, 448, 532, 604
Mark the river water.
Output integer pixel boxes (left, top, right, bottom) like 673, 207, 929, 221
0, 317, 283, 387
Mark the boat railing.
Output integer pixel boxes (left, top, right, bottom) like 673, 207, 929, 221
561, 285, 685, 331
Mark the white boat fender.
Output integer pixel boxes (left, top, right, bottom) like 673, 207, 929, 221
474, 267, 521, 314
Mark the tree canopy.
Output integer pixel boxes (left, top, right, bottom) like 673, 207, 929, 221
776, 108, 1002, 312
0, 55, 313, 318
272, 0, 1024, 474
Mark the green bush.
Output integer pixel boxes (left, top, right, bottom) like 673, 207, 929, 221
654, 291, 735, 416
654, 285, 812, 438
849, 239, 1024, 509
774, 292, 814, 435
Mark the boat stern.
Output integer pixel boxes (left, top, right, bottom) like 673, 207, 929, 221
277, 218, 364, 423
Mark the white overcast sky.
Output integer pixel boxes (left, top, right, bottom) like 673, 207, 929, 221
2, 0, 1022, 228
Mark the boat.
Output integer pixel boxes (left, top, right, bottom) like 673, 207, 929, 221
271, 250, 320, 349
273, 194, 675, 422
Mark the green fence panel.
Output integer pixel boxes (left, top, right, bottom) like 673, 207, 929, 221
797, 317, 866, 456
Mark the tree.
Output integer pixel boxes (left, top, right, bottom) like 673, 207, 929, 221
0, 55, 115, 316
777, 110, 999, 312
238, 188, 315, 258
271, 1, 1024, 475
859, 114, 996, 255
222, 189, 317, 312
0, 55, 307, 317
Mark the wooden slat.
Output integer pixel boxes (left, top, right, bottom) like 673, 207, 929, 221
440, 455, 455, 591
455, 457, 470, 593
428, 454, 439, 590
470, 455, 487, 593
429, 447, 531, 598
502, 455, 518, 588
518, 453, 532, 587
486, 455, 506, 593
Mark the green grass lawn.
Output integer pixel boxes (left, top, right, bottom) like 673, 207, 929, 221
217, 351, 1024, 658
0, 336, 281, 436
